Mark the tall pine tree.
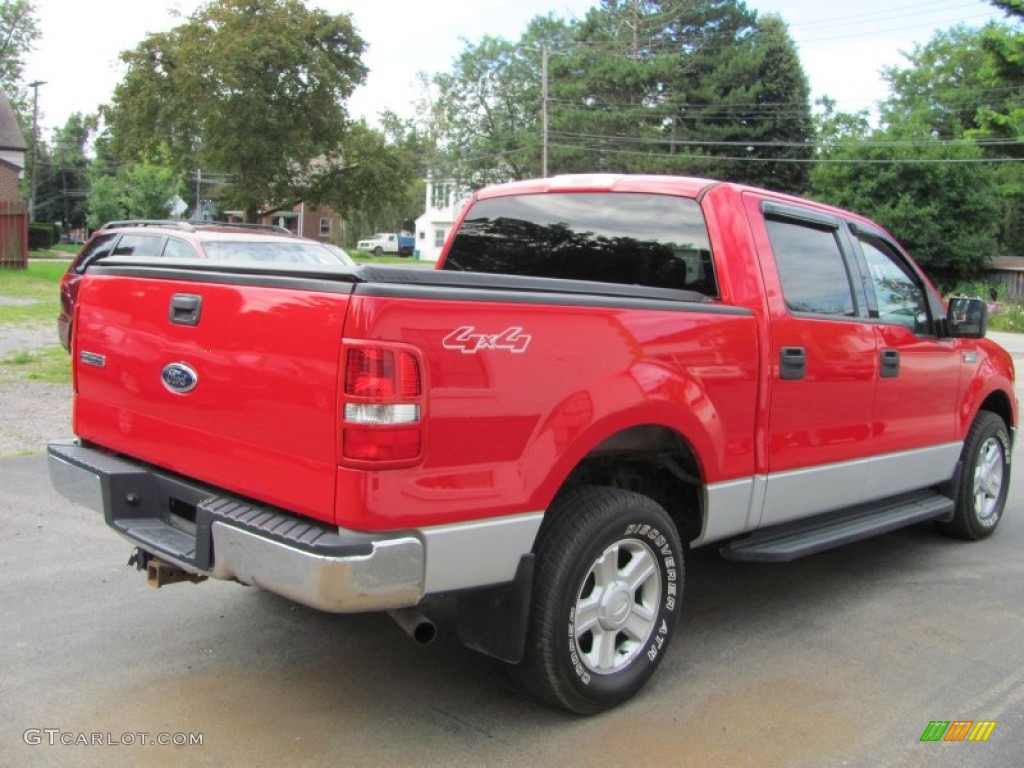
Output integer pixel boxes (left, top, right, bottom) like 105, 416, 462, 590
429, 0, 814, 192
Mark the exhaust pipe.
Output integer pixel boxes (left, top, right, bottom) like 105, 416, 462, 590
388, 607, 437, 645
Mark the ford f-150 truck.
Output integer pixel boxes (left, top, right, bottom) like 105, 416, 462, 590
48, 174, 1016, 714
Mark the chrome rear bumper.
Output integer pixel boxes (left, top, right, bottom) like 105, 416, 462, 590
47, 440, 425, 613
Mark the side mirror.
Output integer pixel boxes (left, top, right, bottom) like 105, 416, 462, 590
947, 296, 988, 339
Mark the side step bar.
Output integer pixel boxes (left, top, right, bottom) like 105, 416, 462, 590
720, 491, 955, 562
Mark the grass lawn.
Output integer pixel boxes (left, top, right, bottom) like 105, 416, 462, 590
0, 345, 70, 384
0, 261, 66, 326
30, 244, 79, 258
350, 251, 429, 264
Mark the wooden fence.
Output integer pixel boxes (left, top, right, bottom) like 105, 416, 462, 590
0, 201, 28, 268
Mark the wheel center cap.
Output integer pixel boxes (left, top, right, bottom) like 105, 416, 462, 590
598, 582, 632, 631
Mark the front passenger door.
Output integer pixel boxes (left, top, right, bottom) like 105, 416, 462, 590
853, 229, 961, 496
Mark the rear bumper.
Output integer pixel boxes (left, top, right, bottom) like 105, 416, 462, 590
47, 440, 425, 613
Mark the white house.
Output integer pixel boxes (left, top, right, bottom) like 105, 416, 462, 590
414, 178, 471, 262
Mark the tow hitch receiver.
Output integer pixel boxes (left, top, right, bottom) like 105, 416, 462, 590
128, 548, 207, 588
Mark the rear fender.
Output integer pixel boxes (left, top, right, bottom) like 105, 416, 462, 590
526, 360, 749, 511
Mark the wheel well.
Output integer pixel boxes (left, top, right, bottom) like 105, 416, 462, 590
979, 391, 1014, 435
555, 425, 704, 544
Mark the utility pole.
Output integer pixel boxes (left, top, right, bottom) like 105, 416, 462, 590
195, 168, 202, 220
541, 45, 549, 178
28, 80, 46, 223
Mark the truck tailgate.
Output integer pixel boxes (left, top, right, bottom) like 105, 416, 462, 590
72, 269, 352, 524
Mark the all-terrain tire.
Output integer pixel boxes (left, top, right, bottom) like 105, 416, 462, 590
517, 486, 684, 714
938, 411, 1011, 540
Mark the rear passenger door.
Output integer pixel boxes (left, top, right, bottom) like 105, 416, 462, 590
747, 198, 878, 526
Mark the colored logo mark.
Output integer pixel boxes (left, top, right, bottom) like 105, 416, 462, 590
920, 720, 997, 742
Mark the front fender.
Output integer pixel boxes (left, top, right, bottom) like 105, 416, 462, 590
959, 339, 1017, 437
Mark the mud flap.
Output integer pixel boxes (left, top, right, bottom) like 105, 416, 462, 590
456, 554, 534, 664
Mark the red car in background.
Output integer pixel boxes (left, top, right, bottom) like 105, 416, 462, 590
58, 220, 355, 351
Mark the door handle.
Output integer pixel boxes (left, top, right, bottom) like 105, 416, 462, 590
780, 347, 806, 380
169, 293, 203, 326
880, 348, 900, 378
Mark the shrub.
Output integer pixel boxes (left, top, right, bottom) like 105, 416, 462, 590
989, 301, 1024, 333
27, 224, 57, 251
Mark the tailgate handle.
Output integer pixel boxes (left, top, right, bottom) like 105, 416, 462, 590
169, 294, 203, 326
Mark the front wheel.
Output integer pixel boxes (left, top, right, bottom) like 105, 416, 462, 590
939, 411, 1011, 540
517, 486, 684, 714
372, 246, 383, 257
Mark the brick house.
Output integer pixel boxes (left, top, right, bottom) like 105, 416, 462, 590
257, 202, 344, 244
0, 89, 28, 267
0, 90, 26, 200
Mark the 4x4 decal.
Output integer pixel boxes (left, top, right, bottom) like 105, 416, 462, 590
442, 326, 531, 354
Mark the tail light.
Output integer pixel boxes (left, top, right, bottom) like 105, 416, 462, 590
342, 344, 424, 466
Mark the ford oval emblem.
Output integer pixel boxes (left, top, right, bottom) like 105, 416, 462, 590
161, 362, 198, 394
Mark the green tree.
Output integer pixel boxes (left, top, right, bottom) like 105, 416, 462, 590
431, 15, 571, 185
86, 174, 122, 230
0, 0, 40, 110
546, 1, 813, 190
811, 121, 1001, 281
33, 113, 97, 230
120, 159, 182, 219
104, 0, 367, 221
877, 19, 1024, 255
744, 15, 813, 192
975, 3, 1024, 151
299, 120, 418, 236
880, 26, 994, 139
427, 1, 813, 192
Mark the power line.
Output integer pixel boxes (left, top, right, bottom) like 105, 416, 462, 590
544, 84, 1024, 115
781, 0, 981, 31
546, 142, 1024, 164
546, 130, 1024, 150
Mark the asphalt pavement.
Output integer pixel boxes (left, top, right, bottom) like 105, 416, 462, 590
1, 337, 1023, 767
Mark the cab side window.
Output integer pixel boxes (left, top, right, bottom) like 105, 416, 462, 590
113, 234, 165, 257
858, 237, 930, 334
73, 233, 118, 273
163, 238, 198, 259
766, 217, 856, 317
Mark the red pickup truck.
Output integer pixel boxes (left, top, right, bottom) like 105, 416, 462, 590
49, 174, 1016, 714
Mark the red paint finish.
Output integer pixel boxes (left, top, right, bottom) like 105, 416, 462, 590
73, 275, 349, 523
69, 175, 1018, 536
335, 296, 759, 530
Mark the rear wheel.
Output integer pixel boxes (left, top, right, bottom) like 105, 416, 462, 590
517, 486, 683, 714
939, 411, 1011, 540
372, 246, 383, 257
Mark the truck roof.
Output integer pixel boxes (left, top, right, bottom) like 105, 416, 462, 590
474, 174, 718, 200
471, 173, 886, 235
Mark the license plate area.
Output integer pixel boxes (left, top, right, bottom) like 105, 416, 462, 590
168, 497, 199, 536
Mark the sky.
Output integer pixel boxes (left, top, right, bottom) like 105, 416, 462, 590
22, 0, 1012, 142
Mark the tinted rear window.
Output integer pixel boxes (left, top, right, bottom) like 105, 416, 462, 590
442, 192, 717, 296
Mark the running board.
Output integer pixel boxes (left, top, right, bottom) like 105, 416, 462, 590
720, 491, 955, 562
